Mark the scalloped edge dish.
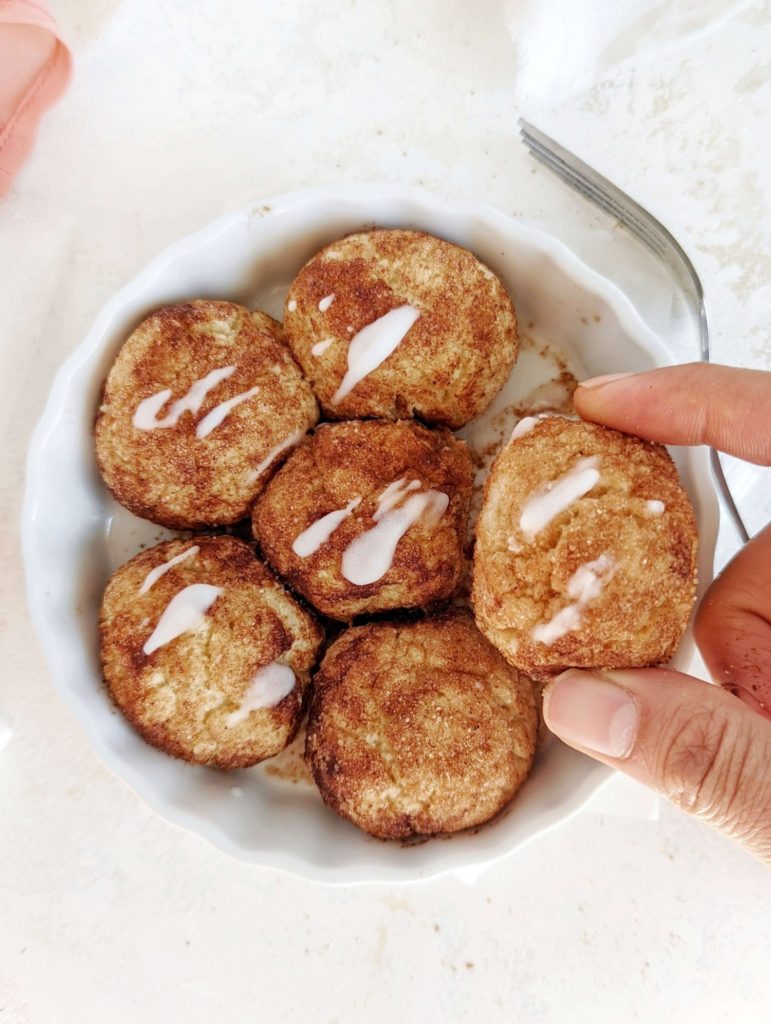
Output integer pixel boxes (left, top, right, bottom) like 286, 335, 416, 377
22, 185, 718, 884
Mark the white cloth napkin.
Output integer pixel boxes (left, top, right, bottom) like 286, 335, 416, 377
504, 0, 747, 102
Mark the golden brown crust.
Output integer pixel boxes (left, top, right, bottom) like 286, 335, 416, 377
95, 301, 318, 529
305, 610, 537, 839
472, 418, 699, 679
283, 229, 518, 428
99, 535, 324, 768
252, 419, 473, 620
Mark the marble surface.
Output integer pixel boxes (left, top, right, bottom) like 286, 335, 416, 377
1, 2, 770, 1021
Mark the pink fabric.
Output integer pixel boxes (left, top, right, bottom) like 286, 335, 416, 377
0, 0, 71, 197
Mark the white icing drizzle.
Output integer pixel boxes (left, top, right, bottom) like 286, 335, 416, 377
567, 554, 615, 603
375, 478, 421, 518
225, 662, 296, 726
247, 429, 305, 483
143, 584, 223, 655
132, 390, 172, 427
331, 305, 420, 404
532, 604, 583, 646
133, 366, 235, 431
519, 456, 601, 541
311, 337, 334, 357
139, 545, 199, 595
318, 293, 336, 312
510, 416, 540, 440
292, 497, 361, 557
195, 385, 260, 438
646, 499, 665, 515
287, 299, 297, 312
341, 489, 448, 586
532, 554, 615, 645
510, 412, 564, 441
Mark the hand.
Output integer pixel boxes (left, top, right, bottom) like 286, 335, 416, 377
542, 363, 771, 864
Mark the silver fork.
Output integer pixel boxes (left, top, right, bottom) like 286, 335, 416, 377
518, 118, 749, 544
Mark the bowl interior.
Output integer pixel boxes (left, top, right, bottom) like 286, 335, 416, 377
23, 186, 718, 883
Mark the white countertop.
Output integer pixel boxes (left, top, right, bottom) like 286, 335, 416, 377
1, 2, 770, 1021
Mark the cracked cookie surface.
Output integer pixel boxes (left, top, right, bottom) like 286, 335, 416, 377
305, 610, 537, 839
99, 534, 324, 768
252, 419, 473, 620
282, 229, 518, 428
95, 300, 318, 529
473, 417, 698, 679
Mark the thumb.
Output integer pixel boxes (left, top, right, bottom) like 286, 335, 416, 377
543, 667, 771, 864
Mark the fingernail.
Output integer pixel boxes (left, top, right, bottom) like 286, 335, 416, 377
578, 372, 636, 390
544, 670, 640, 759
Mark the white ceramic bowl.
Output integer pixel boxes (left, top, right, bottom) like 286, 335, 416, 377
22, 185, 718, 884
